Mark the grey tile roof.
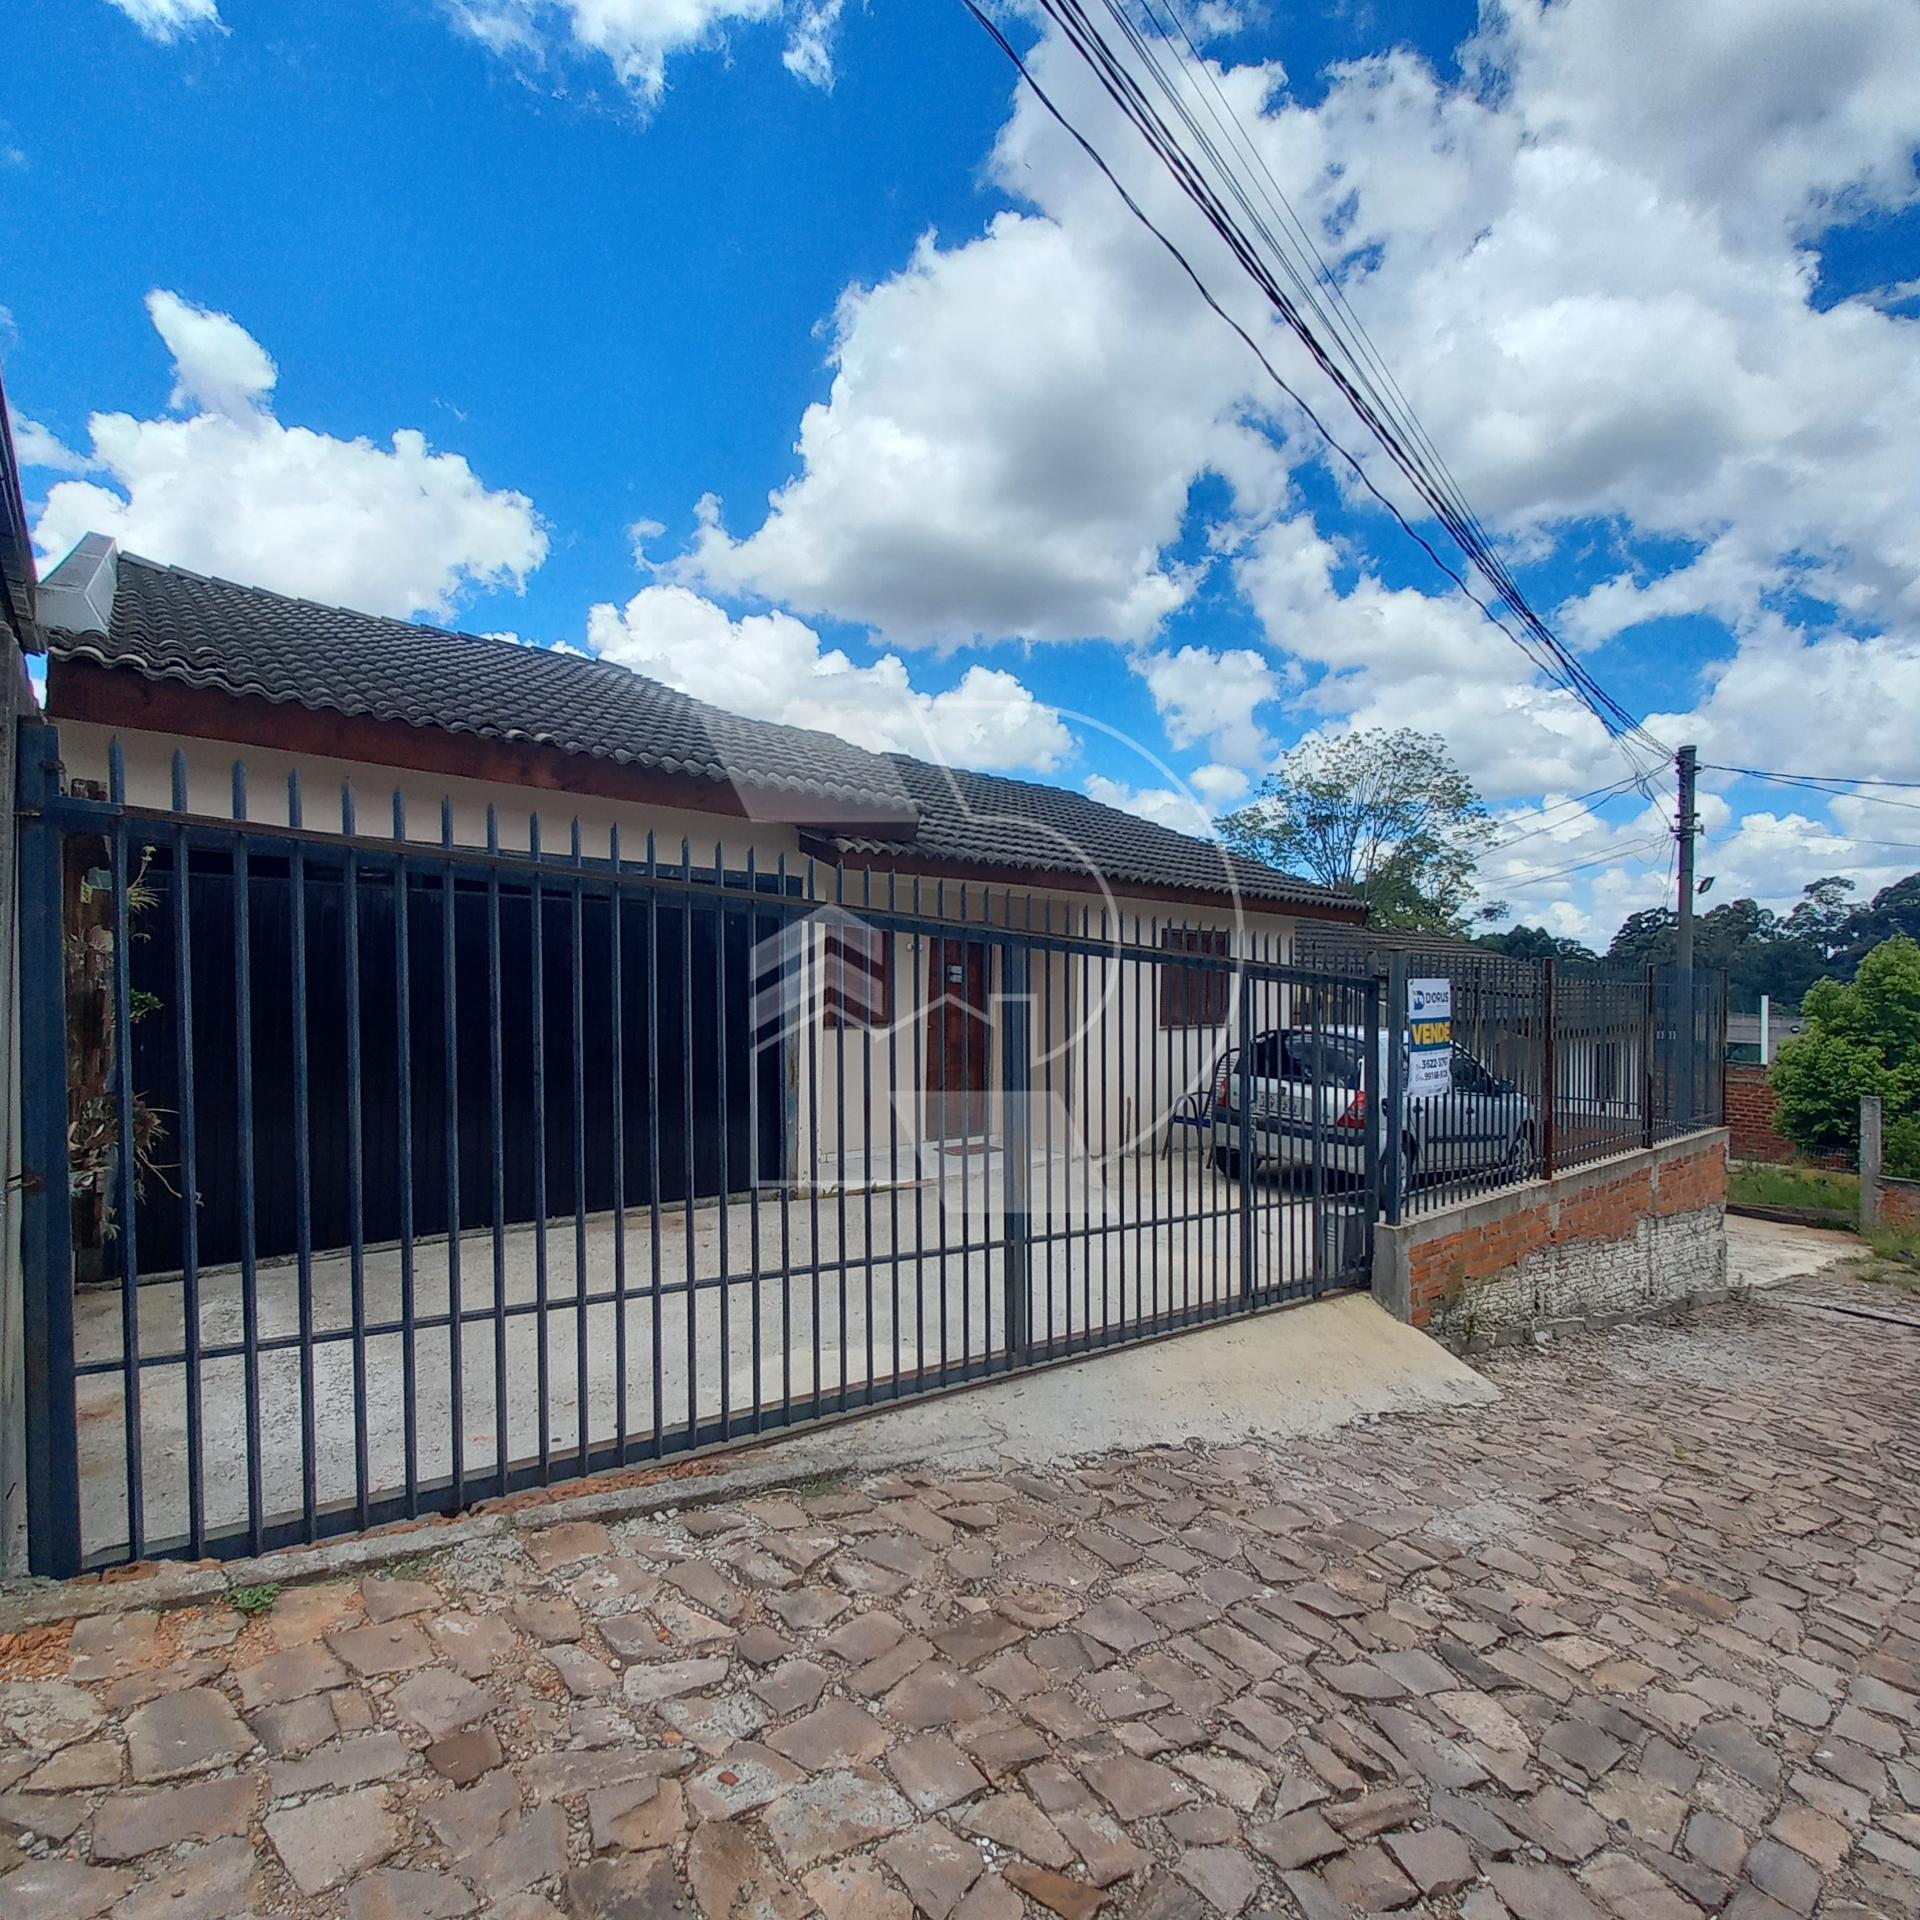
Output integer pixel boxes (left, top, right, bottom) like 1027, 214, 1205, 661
49, 552, 917, 822
835, 757, 1357, 913
46, 548, 1353, 914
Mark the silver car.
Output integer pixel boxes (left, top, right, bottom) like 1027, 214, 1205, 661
1209, 1025, 1536, 1192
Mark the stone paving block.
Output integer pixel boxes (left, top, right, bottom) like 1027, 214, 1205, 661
234, 1644, 349, 1712
0, 1859, 132, 1920
391, 1668, 498, 1739
328, 1622, 434, 1679
111, 1836, 256, 1920
762, 1769, 914, 1872
123, 1688, 255, 1783
264, 1785, 401, 1896
803, 1858, 915, 1920
767, 1698, 890, 1771
880, 1820, 982, 1919
360, 1577, 443, 1623
463, 1803, 570, 1900
270, 1730, 414, 1797
1384, 1826, 1476, 1899
92, 1775, 256, 1860
346, 1867, 479, 1920
685, 1741, 806, 1820
427, 1725, 505, 1785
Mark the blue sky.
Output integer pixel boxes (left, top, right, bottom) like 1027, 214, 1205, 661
7, 0, 1920, 944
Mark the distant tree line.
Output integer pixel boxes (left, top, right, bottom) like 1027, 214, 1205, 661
1479, 874, 1920, 1013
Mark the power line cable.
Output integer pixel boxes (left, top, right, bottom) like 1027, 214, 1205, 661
1493, 834, 1669, 891
966, 0, 1671, 777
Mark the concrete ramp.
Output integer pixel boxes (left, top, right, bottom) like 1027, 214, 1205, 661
744, 1293, 1498, 1476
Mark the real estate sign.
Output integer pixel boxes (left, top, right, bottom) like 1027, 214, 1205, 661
1408, 977, 1452, 1101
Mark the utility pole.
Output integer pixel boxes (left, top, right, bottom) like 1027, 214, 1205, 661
1675, 743, 1698, 1125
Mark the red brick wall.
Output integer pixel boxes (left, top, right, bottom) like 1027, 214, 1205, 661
1883, 1180, 1920, 1231
1407, 1136, 1727, 1328
1727, 1064, 1852, 1169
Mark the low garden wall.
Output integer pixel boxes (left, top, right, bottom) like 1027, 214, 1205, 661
1878, 1177, 1920, 1232
1373, 1129, 1729, 1340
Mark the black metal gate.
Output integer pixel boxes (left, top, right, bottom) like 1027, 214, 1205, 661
18, 726, 1379, 1574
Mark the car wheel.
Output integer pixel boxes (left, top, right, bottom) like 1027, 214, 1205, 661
1502, 1124, 1536, 1177
1211, 1145, 1241, 1179
1400, 1137, 1418, 1199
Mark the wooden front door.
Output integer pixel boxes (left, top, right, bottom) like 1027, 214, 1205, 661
924, 937, 991, 1140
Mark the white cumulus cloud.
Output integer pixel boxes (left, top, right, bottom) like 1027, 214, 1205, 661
31, 293, 549, 621
445, 0, 838, 103
586, 583, 1074, 774
102, 0, 221, 43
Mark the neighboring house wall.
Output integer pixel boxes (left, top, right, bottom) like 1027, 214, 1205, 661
1373, 1129, 1729, 1339
58, 721, 1311, 1259
1726, 1062, 1851, 1169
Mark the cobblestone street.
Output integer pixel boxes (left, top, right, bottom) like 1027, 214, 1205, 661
3, 1268, 1917, 1920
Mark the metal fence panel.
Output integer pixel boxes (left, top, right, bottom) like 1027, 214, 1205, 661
19, 736, 1381, 1572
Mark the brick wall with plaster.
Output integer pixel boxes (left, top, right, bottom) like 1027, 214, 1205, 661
1373, 1130, 1729, 1338
1726, 1064, 1851, 1170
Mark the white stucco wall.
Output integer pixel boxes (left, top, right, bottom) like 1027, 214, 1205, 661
57, 719, 1324, 1202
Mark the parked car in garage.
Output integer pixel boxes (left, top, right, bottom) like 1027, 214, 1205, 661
1208, 1025, 1536, 1193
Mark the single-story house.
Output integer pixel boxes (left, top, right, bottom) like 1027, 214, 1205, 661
39, 535, 1364, 1267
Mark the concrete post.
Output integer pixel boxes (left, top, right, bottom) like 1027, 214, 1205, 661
1862, 1095, 1884, 1232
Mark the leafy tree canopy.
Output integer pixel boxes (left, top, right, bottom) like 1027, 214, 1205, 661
1216, 728, 1495, 936
1474, 924, 1600, 964
1770, 936, 1920, 1178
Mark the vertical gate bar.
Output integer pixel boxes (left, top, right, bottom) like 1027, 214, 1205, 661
286, 773, 316, 1538
169, 754, 205, 1559
714, 843, 731, 1435
1099, 914, 1111, 1335
807, 861, 822, 1411
646, 836, 664, 1448
611, 829, 629, 1457
777, 853, 792, 1424
1539, 956, 1558, 1181
530, 816, 550, 1476
885, 878, 900, 1395
835, 865, 849, 1406
341, 785, 370, 1530
934, 887, 948, 1382
20, 728, 82, 1575
1079, 908, 1090, 1350
231, 761, 264, 1555
860, 869, 874, 1402
440, 800, 464, 1508
1236, 949, 1254, 1308
485, 807, 507, 1496
106, 743, 145, 1561
1310, 975, 1326, 1292
1362, 978, 1382, 1274
680, 841, 696, 1440
395, 795, 418, 1515
1112, 928, 1126, 1333
909, 886, 925, 1390
1385, 953, 1407, 1227
746, 848, 761, 1431
1041, 904, 1054, 1351
1130, 919, 1142, 1326
1001, 940, 1030, 1366
960, 888, 974, 1377
572, 823, 590, 1473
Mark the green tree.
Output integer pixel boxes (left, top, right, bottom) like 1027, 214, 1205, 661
1216, 729, 1496, 934
1770, 936, 1920, 1176
1475, 924, 1599, 964
1833, 874, 1920, 975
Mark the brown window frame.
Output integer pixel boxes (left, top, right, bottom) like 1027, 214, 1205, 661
1159, 925, 1231, 1029
821, 922, 893, 1029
